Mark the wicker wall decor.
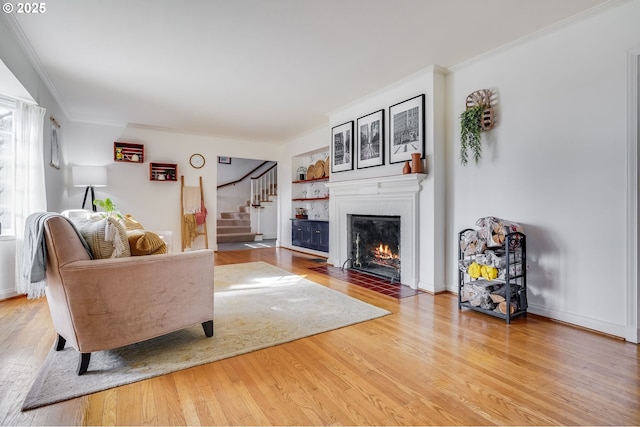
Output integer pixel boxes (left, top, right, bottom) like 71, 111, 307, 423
465, 89, 495, 131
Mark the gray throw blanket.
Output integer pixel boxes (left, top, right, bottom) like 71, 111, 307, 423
20, 212, 92, 299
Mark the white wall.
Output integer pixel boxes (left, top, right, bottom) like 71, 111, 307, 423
445, 0, 640, 338
64, 123, 283, 251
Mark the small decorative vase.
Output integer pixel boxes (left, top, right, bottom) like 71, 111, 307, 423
411, 153, 423, 174
402, 161, 411, 174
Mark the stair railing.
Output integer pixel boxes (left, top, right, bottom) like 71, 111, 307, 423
250, 164, 277, 237
250, 163, 277, 207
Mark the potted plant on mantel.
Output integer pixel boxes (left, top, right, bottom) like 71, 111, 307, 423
459, 89, 495, 166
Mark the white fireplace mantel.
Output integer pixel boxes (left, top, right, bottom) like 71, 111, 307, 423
325, 173, 427, 288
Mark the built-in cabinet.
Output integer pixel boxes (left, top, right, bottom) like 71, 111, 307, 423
291, 148, 330, 253
291, 219, 329, 252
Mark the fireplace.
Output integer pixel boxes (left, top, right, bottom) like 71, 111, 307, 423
326, 174, 428, 289
349, 215, 401, 282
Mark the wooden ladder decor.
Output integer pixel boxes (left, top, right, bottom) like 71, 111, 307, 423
180, 175, 209, 251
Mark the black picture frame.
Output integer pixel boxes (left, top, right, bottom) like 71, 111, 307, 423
356, 109, 385, 169
388, 94, 425, 164
331, 121, 354, 173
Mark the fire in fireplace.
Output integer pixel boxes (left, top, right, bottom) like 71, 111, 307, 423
349, 215, 400, 282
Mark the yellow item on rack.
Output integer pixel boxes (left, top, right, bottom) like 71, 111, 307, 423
480, 265, 498, 281
467, 262, 481, 279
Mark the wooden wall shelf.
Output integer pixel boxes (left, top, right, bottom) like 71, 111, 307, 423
150, 162, 177, 181
114, 142, 144, 163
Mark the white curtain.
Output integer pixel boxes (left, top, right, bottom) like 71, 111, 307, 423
14, 101, 47, 297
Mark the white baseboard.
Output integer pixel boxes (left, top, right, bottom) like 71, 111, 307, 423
527, 303, 627, 340
0, 288, 18, 301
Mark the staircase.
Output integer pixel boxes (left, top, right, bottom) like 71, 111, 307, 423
217, 202, 256, 243
217, 163, 278, 244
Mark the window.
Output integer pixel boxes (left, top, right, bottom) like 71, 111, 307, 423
0, 98, 15, 237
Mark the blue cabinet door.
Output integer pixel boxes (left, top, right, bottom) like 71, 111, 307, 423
292, 220, 328, 252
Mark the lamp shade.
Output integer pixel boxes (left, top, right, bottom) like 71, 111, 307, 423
72, 166, 107, 187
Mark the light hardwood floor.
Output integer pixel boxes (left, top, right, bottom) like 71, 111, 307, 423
1, 248, 639, 425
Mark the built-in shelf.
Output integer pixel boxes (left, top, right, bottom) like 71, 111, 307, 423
292, 196, 330, 202
150, 162, 177, 181
292, 177, 329, 184
114, 142, 144, 163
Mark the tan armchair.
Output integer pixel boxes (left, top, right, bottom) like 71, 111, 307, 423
42, 216, 215, 375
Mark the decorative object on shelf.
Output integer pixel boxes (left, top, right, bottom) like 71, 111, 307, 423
314, 159, 326, 178
297, 166, 307, 181
114, 142, 144, 163
460, 89, 495, 166
324, 157, 329, 177
356, 109, 385, 169
402, 161, 411, 174
389, 94, 425, 164
72, 165, 107, 212
331, 121, 354, 173
295, 208, 308, 219
189, 153, 205, 169
218, 156, 231, 164
306, 164, 316, 180
411, 152, 423, 174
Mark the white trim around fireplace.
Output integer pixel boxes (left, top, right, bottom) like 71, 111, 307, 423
326, 174, 427, 289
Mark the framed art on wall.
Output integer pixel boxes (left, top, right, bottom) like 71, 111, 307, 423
50, 116, 60, 169
388, 94, 425, 164
331, 121, 354, 173
218, 156, 231, 164
356, 109, 384, 169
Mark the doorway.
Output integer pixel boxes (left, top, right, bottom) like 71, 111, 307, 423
216, 156, 278, 251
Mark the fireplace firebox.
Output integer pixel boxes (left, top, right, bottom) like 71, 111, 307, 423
349, 215, 400, 282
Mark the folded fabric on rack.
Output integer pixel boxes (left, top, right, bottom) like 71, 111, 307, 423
182, 186, 201, 214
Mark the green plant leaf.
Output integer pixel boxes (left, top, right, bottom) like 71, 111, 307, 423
460, 105, 484, 166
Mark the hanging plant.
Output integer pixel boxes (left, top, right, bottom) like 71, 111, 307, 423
460, 104, 484, 166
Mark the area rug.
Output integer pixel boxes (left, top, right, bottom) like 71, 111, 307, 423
22, 261, 389, 411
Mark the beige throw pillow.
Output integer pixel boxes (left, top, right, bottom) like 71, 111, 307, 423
75, 216, 131, 259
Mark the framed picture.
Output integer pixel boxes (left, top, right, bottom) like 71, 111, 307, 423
388, 94, 425, 164
356, 109, 385, 169
218, 156, 231, 164
331, 121, 354, 173
49, 118, 60, 169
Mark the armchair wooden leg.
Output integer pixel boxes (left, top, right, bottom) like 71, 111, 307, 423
55, 334, 66, 351
202, 320, 214, 337
77, 353, 91, 375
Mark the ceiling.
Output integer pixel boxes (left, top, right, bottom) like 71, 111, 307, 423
4, 0, 610, 143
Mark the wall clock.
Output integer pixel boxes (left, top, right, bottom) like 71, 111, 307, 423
189, 153, 205, 169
